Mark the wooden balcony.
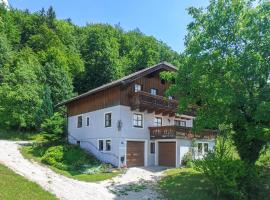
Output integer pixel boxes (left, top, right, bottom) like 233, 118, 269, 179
149, 125, 217, 139
130, 91, 178, 116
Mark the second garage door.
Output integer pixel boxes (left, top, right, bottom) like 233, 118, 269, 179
126, 141, 145, 167
159, 142, 176, 167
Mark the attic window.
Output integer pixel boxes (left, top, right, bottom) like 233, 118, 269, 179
134, 84, 142, 92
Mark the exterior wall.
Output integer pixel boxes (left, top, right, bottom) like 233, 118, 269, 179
118, 105, 193, 166
68, 105, 122, 166
67, 104, 214, 168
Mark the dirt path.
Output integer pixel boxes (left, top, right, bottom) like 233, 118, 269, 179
0, 140, 165, 200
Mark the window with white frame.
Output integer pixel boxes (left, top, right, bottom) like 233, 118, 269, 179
133, 113, 143, 128
86, 117, 90, 126
77, 116, 82, 128
98, 139, 111, 151
134, 84, 142, 92
174, 120, 186, 127
197, 142, 209, 156
105, 140, 111, 151
105, 113, 112, 127
98, 140, 104, 151
168, 96, 173, 100
150, 88, 158, 95
154, 117, 162, 127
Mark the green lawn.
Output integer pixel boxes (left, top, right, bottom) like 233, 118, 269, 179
158, 168, 215, 200
158, 167, 270, 200
20, 144, 121, 182
0, 164, 56, 200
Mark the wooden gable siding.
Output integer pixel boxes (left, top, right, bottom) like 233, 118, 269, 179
120, 70, 170, 106
67, 86, 121, 116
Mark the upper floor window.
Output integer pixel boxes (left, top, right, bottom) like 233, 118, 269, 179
168, 96, 173, 100
105, 113, 112, 127
174, 120, 186, 127
154, 117, 162, 127
77, 116, 82, 128
134, 84, 142, 92
133, 113, 143, 128
150, 88, 158, 95
86, 117, 90, 126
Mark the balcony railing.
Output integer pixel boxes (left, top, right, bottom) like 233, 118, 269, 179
130, 91, 178, 115
149, 125, 217, 139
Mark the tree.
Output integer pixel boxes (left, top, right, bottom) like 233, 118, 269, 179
0, 48, 44, 129
76, 24, 124, 93
168, 0, 270, 165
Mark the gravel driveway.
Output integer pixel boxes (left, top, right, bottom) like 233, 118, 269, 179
0, 140, 165, 200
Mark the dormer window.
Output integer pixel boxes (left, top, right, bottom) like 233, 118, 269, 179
150, 88, 158, 95
134, 84, 142, 92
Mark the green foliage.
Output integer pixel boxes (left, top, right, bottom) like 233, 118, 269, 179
257, 147, 270, 168
41, 112, 65, 142
0, 5, 180, 131
21, 143, 120, 182
167, 0, 270, 166
0, 48, 44, 129
41, 144, 100, 171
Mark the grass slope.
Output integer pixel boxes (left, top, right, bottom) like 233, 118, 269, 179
21, 144, 121, 182
0, 164, 56, 200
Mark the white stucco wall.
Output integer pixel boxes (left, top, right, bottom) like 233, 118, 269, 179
68, 105, 122, 166
67, 104, 214, 167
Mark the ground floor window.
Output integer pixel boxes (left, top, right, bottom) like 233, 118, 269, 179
197, 142, 209, 156
106, 140, 111, 151
98, 139, 111, 151
98, 140, 104, 151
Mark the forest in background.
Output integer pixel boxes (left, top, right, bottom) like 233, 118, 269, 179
0, 5, 182, 130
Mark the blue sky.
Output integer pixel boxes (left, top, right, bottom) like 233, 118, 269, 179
8, 0, 209, 52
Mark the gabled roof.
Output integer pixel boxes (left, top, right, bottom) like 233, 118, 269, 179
57, 61, 177, 106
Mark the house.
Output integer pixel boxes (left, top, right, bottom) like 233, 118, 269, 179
58, 62, 216, 168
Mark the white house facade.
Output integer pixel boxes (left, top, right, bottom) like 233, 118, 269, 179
59, 62, 217, 168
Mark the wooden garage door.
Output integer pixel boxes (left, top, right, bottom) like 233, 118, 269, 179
159, 142, 176, 167
126, 141, 144, 167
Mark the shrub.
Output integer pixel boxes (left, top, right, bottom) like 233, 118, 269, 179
181, 151, 193, 167
194, 151, 260, 200
41, 112, 65, 142
257, 147, 270, 168
41, 144, 101, 171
